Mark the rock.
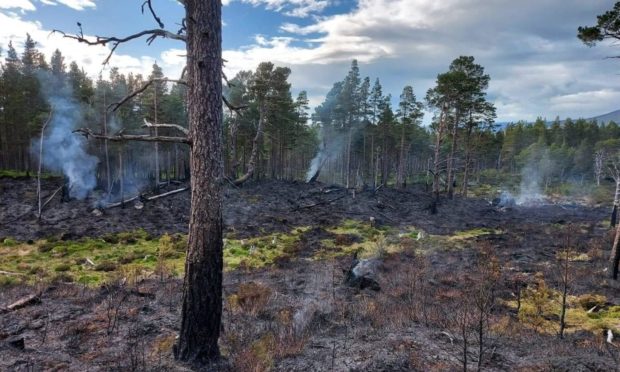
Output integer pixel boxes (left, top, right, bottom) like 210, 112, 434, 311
91, 208, 103, 217
7, 336, 25, 350
345, 257, 380, 291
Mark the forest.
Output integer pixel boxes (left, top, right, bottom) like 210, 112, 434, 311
1, 1, 620, 371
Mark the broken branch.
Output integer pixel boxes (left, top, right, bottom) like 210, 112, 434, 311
52, 29, 185, 66
0, 293, 42, 314
142, 118, 188, 135
74, 128, 190, 144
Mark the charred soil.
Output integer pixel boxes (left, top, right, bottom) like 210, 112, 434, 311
1, 178, 619, 371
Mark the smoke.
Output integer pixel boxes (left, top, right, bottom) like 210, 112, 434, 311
516, 161, 546, 205
305, 149, 324, 182
305, 126, 345, 182
34, 72, 99, 199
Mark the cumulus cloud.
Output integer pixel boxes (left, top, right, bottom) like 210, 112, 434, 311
0, 11, 166, 79
2, 0, 620, 122
39, 0, 96, 10
222, 0, 620, 122
238, 0, 330, 17
0, 0, 36, 11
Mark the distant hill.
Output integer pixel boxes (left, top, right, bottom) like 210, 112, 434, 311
589, 109, 620, 124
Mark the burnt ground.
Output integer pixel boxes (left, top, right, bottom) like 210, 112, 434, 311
0, 176, 607, 241
1, 177, 620, 371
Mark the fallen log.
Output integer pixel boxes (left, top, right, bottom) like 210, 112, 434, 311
0, 293, 41, 314
145, 187, 189, 201
103, 194, 141, 209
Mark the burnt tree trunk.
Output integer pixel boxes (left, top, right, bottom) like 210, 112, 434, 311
611, 219, 620, 280
175, 0, 224, 365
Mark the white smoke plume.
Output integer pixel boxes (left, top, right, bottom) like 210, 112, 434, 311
35, 72, 99, 199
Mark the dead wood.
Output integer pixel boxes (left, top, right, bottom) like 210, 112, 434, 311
142, 119, 188, 135
74, 128, 190, 144
103, 195, 141, 209
0, 293, 41, 314
145, 187, 189, 201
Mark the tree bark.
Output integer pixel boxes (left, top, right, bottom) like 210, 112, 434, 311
432, 106, 447, 212
611, 218, 620, 280
397, 121, 407, 188
461, 121, 474, 197
175, 0, 224, 364
446, 111, 460, 199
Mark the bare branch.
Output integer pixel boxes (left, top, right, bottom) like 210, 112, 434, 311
51, 28, 186, 66
142, 118, 189, 135
74, 128, 190, 144
142, 0, 164, 29
109, 78, 187, 112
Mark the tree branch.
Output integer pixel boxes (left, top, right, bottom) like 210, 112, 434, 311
51, 28, 186, 66
142, 0, 164, 29
142, 118, 189, 135
74, 128, 190, 144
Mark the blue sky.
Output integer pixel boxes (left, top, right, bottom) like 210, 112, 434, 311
1, 0, 619, 123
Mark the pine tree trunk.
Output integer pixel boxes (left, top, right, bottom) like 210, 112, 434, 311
154, 88, 160, 189
397, 123, 406, 188
432, 108, 447, 212
446, 112, 459, 198
175, 0, 224, 364
461, 124, 473, 197
611, 214, 620, 280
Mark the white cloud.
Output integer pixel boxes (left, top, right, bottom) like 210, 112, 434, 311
35, 0, 96, 11
238, 0, 330, 17
0, 11, 166, 79
222, 0, 620, 122
0, 0, 36, 11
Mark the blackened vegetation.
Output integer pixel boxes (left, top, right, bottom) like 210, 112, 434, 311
1, 178, 619, 370
0, 177, 605, 242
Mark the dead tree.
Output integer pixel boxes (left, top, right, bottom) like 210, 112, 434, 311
595, 149, 605, 187
59, 0, 228, 365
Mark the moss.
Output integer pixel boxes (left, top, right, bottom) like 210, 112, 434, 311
2, 237, 18, 247
449, 228, 500, 240
505, 277, 620, 335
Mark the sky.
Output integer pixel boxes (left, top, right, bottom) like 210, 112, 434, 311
0, 0, 619, 123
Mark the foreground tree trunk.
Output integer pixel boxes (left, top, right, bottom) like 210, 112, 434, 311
611, 218, 620, 280
175, 0, 224, 364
